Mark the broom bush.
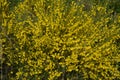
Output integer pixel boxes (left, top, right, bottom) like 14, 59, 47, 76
1, 0, 120, 79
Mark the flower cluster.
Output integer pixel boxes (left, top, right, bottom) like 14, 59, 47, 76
1, 0, 120, 80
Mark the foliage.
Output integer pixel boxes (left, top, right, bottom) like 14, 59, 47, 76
1, 0, 120, 80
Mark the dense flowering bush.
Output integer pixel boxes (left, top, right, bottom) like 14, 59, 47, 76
1, 0, 120, 79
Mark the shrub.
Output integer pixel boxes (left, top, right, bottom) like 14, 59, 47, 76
1, 0, 120, 79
